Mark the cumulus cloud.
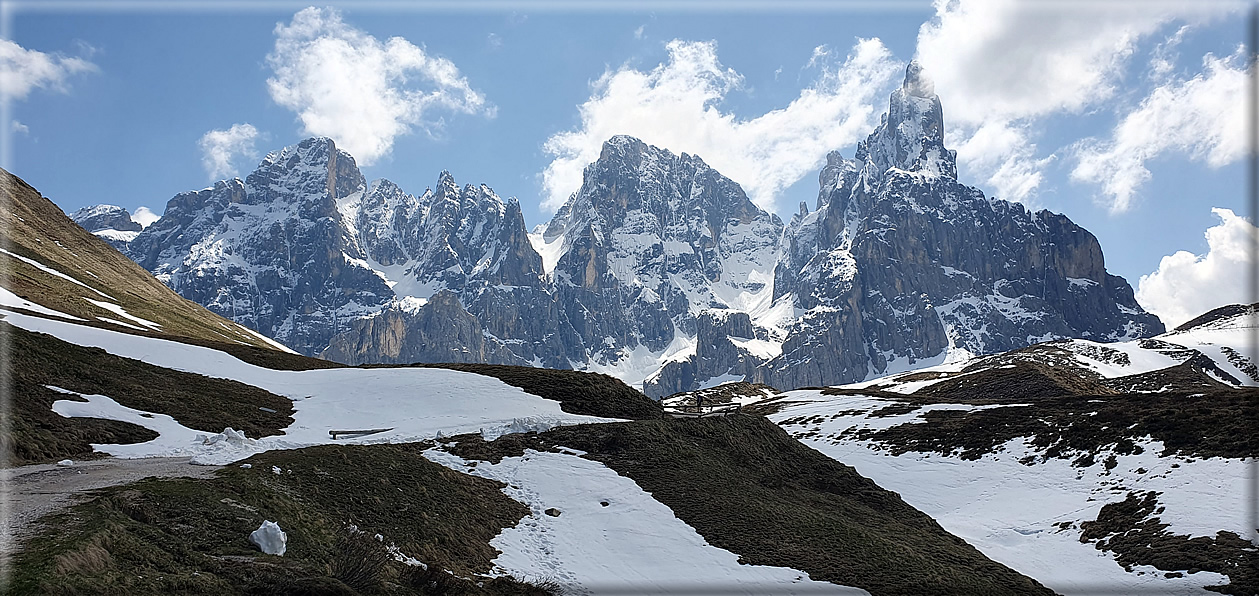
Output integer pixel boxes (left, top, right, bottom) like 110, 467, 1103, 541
1070, 48, 1247, 213
266, 7, 492, 165
198, 123, 261, 180
1137, 208, 1255, 328
0, 39, 96, 101
131, 206, 161, 229
913, 0, 1232, 203
541, 38, 901, 212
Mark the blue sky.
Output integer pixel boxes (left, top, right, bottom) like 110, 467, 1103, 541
2, 1, 1252, 326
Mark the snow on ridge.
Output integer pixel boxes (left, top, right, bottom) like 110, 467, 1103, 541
84, 298, 161, 330
0, 287, 85, 320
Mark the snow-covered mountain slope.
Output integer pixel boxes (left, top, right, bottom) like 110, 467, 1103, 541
425, 447, 864, 594
539, 135, 784, 386
127, 138, 396, 356
6, 307, 965, 595
760, 304, 1258, 595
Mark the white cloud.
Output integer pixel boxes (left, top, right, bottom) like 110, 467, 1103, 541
1137, 208, 1255, 329
487, 33, 503, 50
947, 120, 1054, 204
198, 123, 261, 180
131, 206, 161, 229
1070, 48, 1247, 213
10, 120, 29, 135
913, 0, 1233, 204
0, 39, 96, 101
540, 38, 900, 212
634, 25, 645, 39
1148, 25, 1190, 80
266, 7, 492, 166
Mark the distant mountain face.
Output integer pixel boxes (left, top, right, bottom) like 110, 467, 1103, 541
116, 62, 1162, 392
647, 62, 1163, 395
69, 204, 143, 252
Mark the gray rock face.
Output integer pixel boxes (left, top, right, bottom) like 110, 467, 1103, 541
128, 138, 393, 355
645, 310, 767, 397
322, 290, 524, 365
128, 69, 1162, 395
70, 204, 143, 252
756, 62, 1164, 391
542, 136, 784, 374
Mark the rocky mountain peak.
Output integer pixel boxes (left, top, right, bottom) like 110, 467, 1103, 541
247, 137, 365, 205
856, 61, 956, 180
70, 204, 142, 233
901, 60, 934, 98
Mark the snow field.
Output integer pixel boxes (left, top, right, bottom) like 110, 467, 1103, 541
424, 448, 868, 595
8, 312, 617, 464
770, 391, 1244, 595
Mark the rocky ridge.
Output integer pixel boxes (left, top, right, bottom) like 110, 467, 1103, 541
645, 61, 1163, 395
117, 62, 1162, 394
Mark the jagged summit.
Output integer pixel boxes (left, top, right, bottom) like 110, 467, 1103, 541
857, 61, 956, 179
124, 128, 1161, 394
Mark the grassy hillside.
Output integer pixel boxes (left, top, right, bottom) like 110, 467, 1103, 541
0, 168, 282, 350
12, 416, 1060, 596
8, 444, 553, 595
445, 415, 1056, 596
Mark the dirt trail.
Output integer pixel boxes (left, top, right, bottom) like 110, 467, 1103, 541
1, 456, 221, 557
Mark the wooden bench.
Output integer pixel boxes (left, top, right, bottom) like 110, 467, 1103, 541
329, 428, 394, 440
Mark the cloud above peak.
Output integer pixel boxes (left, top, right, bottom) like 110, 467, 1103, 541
199, 123, 261, 180
541, 37, 901, 212
266, 7, 493, 166
913, 0, 1235, 205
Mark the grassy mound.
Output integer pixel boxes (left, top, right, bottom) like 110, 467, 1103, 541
851, 389, 1257, 463
9, 443, 552, 595
5, 323, 294, 466
418, 363, 661, 420
915, 361, 1117, 401
446, 415, 1055, 596
1080, 491, 1256, 594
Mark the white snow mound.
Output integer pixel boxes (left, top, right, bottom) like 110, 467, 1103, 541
249, 520, 287, 556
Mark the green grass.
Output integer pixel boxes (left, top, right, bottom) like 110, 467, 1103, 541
9, 443, 553, 595
443, 415, 1056, 596
5, 322, 294, 466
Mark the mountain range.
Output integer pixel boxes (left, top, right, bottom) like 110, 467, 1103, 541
73, 62, 1163, 396
7, 101, 1254, 592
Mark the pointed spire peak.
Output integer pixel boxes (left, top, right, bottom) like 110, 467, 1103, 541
902, 61, 934, 99
437, 170, 457, 186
